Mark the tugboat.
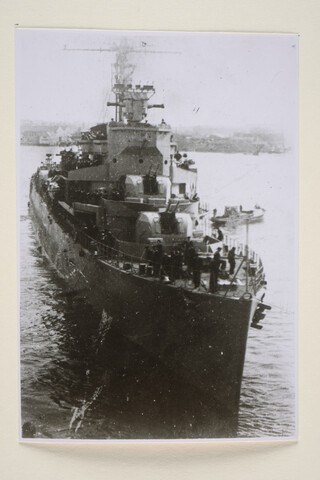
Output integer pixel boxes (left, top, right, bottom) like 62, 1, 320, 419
29, 43, 270, 435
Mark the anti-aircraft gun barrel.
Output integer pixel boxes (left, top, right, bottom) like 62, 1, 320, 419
107, 102, 125, 107
147, 104, 164, 109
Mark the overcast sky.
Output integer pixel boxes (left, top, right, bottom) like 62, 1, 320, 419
16, 29, 298, 140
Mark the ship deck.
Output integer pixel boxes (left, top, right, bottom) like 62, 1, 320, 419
98, 255, 264, 300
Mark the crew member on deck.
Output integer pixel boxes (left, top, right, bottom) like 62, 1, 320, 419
171, 247, 183, 280
192, 252, 202, 289
153, 240, 163, 277
209, 247, 222, 293
228, 247, 236, 275
217, 228, 224, 241
184, 238, 195, 273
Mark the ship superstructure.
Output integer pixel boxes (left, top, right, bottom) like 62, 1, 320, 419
57, 87, 201, 251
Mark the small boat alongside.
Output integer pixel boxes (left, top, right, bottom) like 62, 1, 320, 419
211, 205, 265, 227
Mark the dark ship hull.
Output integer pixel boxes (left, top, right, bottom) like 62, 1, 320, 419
29, 179, 259, 432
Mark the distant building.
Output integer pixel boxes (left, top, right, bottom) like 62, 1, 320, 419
21, 130, 40, 145
20, 122, 80, 146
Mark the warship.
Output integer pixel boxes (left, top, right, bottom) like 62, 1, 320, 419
28, 42, 271, 434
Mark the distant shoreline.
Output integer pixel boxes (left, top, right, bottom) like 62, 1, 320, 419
20, 142, 287, 155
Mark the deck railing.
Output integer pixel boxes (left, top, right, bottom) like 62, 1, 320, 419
72, 228, 265, 296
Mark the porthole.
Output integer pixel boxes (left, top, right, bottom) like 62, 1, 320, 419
139, 158, 143, 164
164, 160, 168, 165
113, 158, 117, 163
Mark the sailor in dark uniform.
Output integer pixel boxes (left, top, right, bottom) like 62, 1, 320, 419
171, 247, 182, 280
209, 247, 222, 293
153, 240, 163, 277
192, 253, 202, 289
217, 228, 224, 241
228, 247, 236, 275
184, 238, 194, 272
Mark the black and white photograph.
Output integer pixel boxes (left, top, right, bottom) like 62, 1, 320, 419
16, 29, 298, 441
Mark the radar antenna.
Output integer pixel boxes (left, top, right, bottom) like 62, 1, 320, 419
64, 40, 180, 85
64, 40, 180, 123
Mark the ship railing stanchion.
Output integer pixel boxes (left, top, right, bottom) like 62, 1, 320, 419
245, 220, 249, 293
